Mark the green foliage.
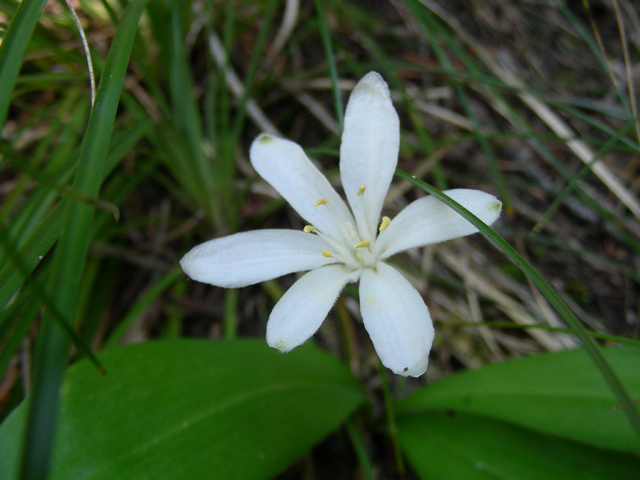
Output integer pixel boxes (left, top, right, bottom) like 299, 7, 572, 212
0, 340, 366, 480
399, 413, 640, 480
0, 0, 49, 125
397, 347, 640, 452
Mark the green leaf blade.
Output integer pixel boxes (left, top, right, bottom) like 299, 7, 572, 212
398, 412, 640, 480
0, 340, 366, 480
397, 347, 640, 452
0, 0, 49, 126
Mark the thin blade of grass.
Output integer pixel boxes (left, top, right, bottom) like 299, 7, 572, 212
229, 0, 280, 143
166, 1, 221, 226
0, 141, 120, 220
224, 0, 280, 229
533, 116, 638, 234
405, 8, 511, 214
407, 0, 640, 251
314, 0, 344, 132
563, 0, 628, 113
104, 267, 182, 349
345, 419, 376, 480
610, 0, 640, 146
0, 204, 63, 311
0, 0, 49, 126
19, 1, 151, 478
395, 168, 640, 444
0, 224, 104, 373
0, 293, 41, 382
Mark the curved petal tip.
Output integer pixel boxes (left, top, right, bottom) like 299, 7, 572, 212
396, 354, 430, 377
355, 71, 391, 99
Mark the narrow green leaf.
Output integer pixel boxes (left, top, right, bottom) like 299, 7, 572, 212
104, 267, 182, 348
0, 141, 119, 219
397, 347, 640, 452
0, 290, 41, 379
19, 1, 151, 478
533, 117, 637, 234
164, 2, 220, 225
0, 340, 366, 480
0, 203, 63, 310
407, 8, 511, 212
398, 412, 640, 480
0, 0, 49, 126
315, 0, 344, 131
395, 169, 640, 444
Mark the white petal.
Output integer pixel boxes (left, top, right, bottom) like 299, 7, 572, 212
267, 264, 360, 352
340, 72, 400, 240
250, 134, 355, 244
180, 230, 333, 288
360, 262, 434, 377
376, 189, 502, 259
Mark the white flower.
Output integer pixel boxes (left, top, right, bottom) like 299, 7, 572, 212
180, 72, 502, 377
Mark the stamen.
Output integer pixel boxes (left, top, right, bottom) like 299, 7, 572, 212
315, 198, 329, 206
313, 230, 359, 269
322, 249, 334, 258
303, 225, 317, 233
379, 216, 391, 231
357, 185, 366, 196
354, 240, 371, 249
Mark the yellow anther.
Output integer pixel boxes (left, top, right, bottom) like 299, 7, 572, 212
321, 249, 334, 258
303, 225, 317, 233
315, 198, 329, 206
354, 240, 371, 249
379, 216, 391, 231
357, 185, 366, 196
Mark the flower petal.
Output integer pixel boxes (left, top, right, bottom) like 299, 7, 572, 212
250, 134, 355, 244
360, 262, 434, 377
340, 72, 400, 240
180, 229, 334, 288
376, 189, 502, 259
267, 264, 360, 352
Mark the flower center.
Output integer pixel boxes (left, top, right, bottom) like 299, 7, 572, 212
302, 186, 392, 271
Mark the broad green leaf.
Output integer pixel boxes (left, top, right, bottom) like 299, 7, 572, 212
398, 412, 640, 480
0, 340, 366, 480
397, 347, 640, 452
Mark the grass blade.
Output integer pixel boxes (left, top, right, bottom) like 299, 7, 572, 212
104, 267, 182, 349
18, 1, 151, 478
314, 0, 344, 132
0, 204, 62, 311
395, 169, 640, 444
533, 117, 638, 234
0, 0, 48, 126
